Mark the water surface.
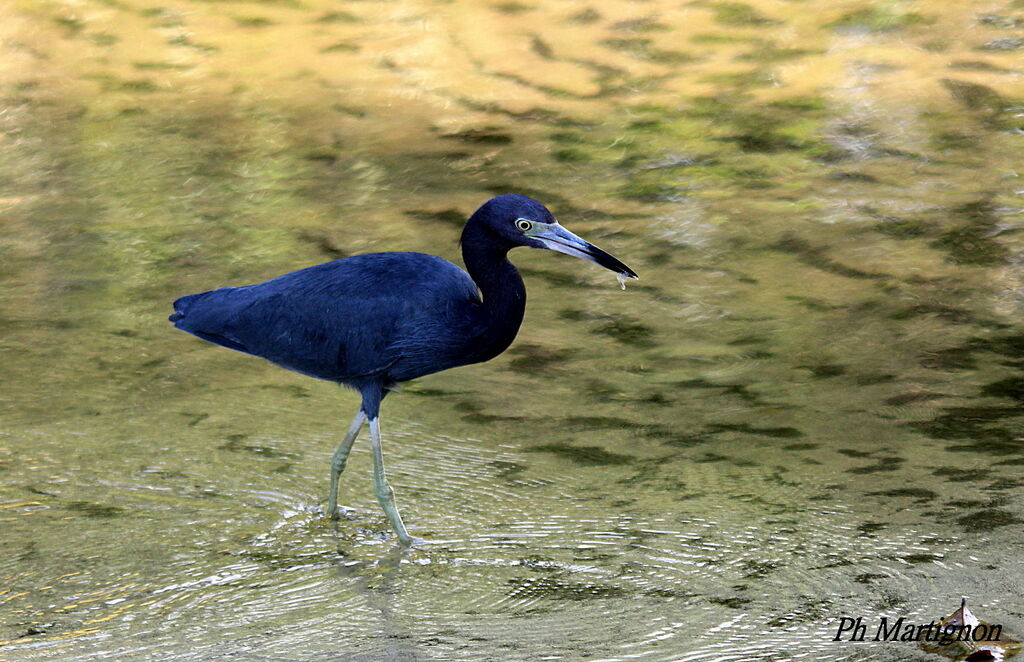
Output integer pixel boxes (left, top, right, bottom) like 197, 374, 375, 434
1, 0, 1023, 660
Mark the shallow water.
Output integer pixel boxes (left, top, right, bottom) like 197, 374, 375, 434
1, 0, 1023, 660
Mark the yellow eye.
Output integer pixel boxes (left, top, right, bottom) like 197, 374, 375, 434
516, 219, 532, 231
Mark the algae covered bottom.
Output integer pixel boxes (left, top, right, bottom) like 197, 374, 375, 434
1, 0, 1022, 659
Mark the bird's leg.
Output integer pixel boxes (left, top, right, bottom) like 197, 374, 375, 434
327, 410, 366, 519
368, 416, 412, 546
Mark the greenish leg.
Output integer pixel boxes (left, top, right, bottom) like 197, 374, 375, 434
368, 416, 412, 546
327, 410, 366, 519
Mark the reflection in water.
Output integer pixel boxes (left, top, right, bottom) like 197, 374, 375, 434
0, 0, 1022, 660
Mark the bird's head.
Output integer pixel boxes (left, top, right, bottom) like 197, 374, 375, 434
470, 193, 638, 281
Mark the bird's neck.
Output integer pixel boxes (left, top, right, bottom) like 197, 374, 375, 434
460, 223, 526, 360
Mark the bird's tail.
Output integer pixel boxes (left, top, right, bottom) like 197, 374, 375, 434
169, 287, 254, 354
169, 292, 202, 324
169, 289, 235, 331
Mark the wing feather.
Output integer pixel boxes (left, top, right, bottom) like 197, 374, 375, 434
171, 252, 478, 382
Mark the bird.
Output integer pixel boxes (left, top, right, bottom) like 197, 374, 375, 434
169, 193, 637, 545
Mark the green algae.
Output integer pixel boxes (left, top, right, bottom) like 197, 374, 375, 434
527, 442, 636, 465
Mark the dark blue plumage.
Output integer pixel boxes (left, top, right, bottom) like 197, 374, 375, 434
170, 193, 636, 544
172, 252, 482, 387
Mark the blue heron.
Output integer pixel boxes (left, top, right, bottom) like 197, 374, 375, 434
169, 194, 637, 544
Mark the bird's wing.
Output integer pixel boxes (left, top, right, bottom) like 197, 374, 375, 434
172, 253, 479, 382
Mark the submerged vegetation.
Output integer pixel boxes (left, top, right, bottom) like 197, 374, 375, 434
0, 0, 1022, 659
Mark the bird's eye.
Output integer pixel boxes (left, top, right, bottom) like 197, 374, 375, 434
516, 219, 532, 231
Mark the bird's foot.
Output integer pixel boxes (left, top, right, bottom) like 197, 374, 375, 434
333, 505, 357, 520
402, 534, 427, 547
317, 504, 356, 521
356, 527, 424, 547
381, 531, 425, 548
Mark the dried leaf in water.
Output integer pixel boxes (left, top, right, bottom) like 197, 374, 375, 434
920, 598, 1021, 661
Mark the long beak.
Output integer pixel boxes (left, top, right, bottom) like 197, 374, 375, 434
531, 223, 638, 280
